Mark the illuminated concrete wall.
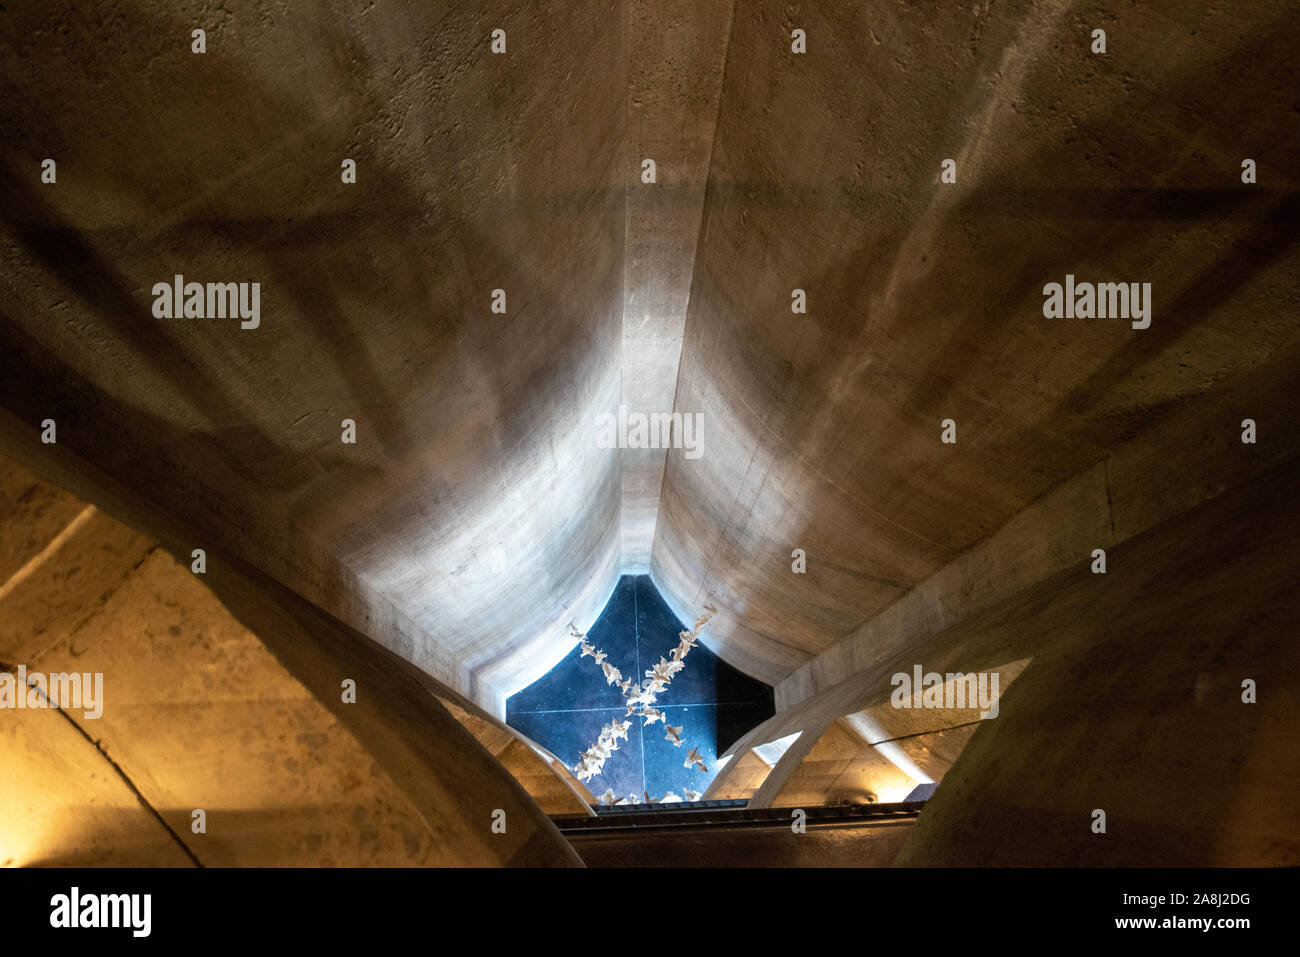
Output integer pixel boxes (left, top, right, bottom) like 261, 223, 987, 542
1, 1, 1298, 867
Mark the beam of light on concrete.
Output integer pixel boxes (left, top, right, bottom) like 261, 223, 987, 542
842, 710, 934, 786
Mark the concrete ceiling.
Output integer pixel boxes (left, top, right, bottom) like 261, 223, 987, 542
3, 0, 1299, 716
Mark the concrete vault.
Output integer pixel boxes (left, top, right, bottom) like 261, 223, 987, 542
2, 0, 1299, 868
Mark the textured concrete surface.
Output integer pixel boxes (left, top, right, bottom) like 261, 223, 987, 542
4, 0, 1297, 708
0, 704, 195, 868
776, 339, 1300, 710
1, 0, 629, 715
26, 548, 449, 867
706, 659, 1029, 807
2, 1, 1299, 866
762, 719, 916, 808
898, 456, 1300, 866
437, 696, 596, 817
0, 447, 581, 866
707, 459, 1300, 864
649, 0, 1300, 684
619, 0, 732, 570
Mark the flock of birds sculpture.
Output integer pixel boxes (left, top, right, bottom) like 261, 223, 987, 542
570, 605, 716, 805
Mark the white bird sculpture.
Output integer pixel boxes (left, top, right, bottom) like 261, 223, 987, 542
574, 755, 603, 781
647, 657, 676, 682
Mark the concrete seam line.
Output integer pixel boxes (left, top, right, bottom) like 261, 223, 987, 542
0, 659, 204, 869
0, 504, 97, 604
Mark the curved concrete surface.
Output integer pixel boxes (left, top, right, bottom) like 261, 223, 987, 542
2, 0, 1298, 866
